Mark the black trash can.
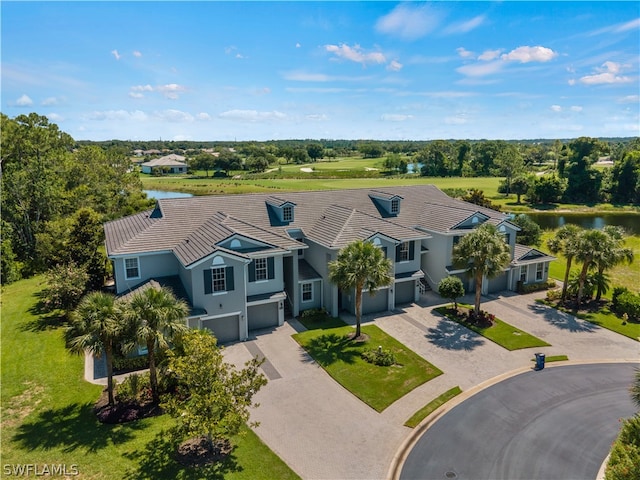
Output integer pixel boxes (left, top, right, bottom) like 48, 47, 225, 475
535, 353, 546, 370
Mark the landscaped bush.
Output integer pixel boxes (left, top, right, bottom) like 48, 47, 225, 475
612, 286, 629, 310
116, 372, 151, 403
300, 308, 330, 322
605, 415, 640, 480
113, 354, 149, 373
518, 280, 556, 294
616, 291, 640, 321
545, 288, 562, 302
361, 347, 396, 366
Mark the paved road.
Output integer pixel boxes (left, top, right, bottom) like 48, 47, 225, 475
400, 363, 638, 480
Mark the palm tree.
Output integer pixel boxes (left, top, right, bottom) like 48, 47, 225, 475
574, 229, 610, 309
66, 291, 123, 406
547, 224, 582, 302
125, 287, 189, 403
593, 226, 634, 301
328, 240, 393, 339
452, 223, 511, 317
631, 368, 640, 410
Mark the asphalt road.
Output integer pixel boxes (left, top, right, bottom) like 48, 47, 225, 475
400, 363, 639, 480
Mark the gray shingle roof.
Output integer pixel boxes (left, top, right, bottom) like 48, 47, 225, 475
105, 185, 509, 266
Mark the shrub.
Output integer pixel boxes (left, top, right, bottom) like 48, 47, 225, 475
438, 276, 465, 311
42, 263, 89, 315
605, 415, 640, 480
113, 354, 149, 373
300, 308, 330, 322
361, 347, 396, 366
546, 288, 562, 302
116, 372, 151, 403
612, 286, 630, 311
616, 291, 640, 321
519, 280, 557, 294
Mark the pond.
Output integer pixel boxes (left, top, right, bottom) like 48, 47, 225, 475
524, 212, 640, 235
143, 190, 194, 200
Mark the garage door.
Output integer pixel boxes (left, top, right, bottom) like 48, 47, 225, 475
488, 272, 508, 293
362, 289, 388, 315
202, 315, 239, 344
395, 281, 415, 305
247, 303, 279, 331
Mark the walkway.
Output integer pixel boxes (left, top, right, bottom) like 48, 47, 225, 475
221, 291, 639, 480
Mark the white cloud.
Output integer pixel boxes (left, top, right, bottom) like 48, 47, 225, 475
613, 18, 640, 33
550, 105, 562, 112
129, 92, 144, 99
133, 50, 142, 57
156, 83, 187, 99
131, 84, 154, 92
86, 110, 148, 121
296, 43, 301, 48
305, 114, 328, 121
457, 47, 474, 59
375, 3, 442, 40
618, 95, 640, 104
444, 115, 468, 125
324, 44, 386, 65
41, 96, 60, 106
156, 109, 194, 122
284, 71, 333, 82
16, 94, 33, 106
444, 15, 486, 34
196, 112, 211, 121
579, 61, 633, 85
381, 114, 414, 122
387, 60, 403, 72
478, 49, 502, 61
111, 49, 121, 60
219, 110, 286, 122
456, 60, 503, 77
570, 106, 583, 112
47, 113, 64, 122
501, 46, 557, 63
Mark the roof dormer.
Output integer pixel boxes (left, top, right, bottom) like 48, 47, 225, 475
369, 190, 404, 218
265, 196, 296, 226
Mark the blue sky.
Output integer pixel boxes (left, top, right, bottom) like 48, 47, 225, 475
2, 1, 638, 141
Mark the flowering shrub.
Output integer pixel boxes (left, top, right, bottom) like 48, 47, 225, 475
361, 347, 396, 366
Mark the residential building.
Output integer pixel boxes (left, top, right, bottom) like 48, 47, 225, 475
140, 154, 187, 174
104, 185, 554, 343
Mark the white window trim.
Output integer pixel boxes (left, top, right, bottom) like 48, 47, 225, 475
124, 257, 141, 280
211, 266, 227, 294
520, 265, 527, 283
301, 282, 313, 303
283, 205, 293, 222
390, 198, 399, 214
399, 242, 410, 262
255, 258, 268, 282
536, 263, 544, 281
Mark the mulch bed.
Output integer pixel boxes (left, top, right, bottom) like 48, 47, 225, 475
93, 389, 162, 424
175, 436, 232, 468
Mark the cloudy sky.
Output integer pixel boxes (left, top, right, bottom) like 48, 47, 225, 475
2, 1, 638, 141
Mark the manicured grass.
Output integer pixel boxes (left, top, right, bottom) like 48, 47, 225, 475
538, 299, 640, 341
404, 386, 462, 428
531, 354, 569, 363
0, 276, 300, 480
435, 305, 551, 351
292, 321, 442, 412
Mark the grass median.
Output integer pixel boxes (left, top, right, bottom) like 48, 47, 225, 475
293, 318, 442, 412
404, 386, 463, 428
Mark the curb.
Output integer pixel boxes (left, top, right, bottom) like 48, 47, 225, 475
386, 359, 640, 480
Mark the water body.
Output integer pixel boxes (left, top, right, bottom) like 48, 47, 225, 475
525, 212, 640, 235
144, 190, 194, 200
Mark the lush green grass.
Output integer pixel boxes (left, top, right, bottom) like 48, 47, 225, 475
435, 305, 551, 351
0, 276, 300, 480
404, 386, 462, 428
292, 321, 442, 412
539, 231, 639, 295
531, 354, 569, 363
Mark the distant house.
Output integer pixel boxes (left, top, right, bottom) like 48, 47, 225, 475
104, 185, 555, 344
140, 154, 187, 174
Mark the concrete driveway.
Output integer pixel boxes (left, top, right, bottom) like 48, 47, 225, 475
222, 291, 639, 480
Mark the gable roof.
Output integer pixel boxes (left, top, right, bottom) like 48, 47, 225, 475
105, 185, 510, 266
513, 244, 556, 264
141, 154, 187, 167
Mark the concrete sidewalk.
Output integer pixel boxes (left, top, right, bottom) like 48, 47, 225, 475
223, 291, 639, 480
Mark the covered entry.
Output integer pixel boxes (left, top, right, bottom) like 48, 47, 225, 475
201, 315, 240, 344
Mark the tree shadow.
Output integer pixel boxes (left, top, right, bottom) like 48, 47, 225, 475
123, 429, 241, 480
302, 333, 363, 366
425, 318, 485, 351
13, 402, 143, 453
528, 303, 599, 333
23, 290, 66, 332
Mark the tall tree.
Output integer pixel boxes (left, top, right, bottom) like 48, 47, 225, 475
593, 226, 634, 301
493, 144, 524, 194
163, 329, 267, 452
328, 240, 393, 339
546, 224, 582, 302
452, 223, 511, 316
66, 292, 124, 405
574, 229, 610, 308
125, 287, 189, 403
511, 214, 542, 246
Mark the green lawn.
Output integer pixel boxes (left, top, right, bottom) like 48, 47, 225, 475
531, 354, 569, 363
0, 276, 300, 480
404, 386, 462, 428
292, 320, 442, 412
435, 305, 551, 351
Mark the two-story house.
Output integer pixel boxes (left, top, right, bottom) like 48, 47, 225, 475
105, 185, 555, 343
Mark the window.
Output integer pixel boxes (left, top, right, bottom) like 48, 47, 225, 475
212, 267, 226, 292
390, 198, 399, 214
255, 258, 268, 281
536, 263, 544, 281
398, 242, 409, 262
283, 205, 293, 222
520, 265, 527, 282
505, 233, 511, 245
125, 257, 139, 279
302, 283, 313, 302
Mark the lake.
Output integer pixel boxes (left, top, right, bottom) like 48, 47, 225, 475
144, 190, 193, 200
525, 212, 640, 235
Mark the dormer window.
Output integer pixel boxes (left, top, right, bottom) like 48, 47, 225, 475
391, 198, 399, 214
369, 191, 403, 217
283, 205, 293, 222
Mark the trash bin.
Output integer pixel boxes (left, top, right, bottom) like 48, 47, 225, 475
534, 353, 546, 370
